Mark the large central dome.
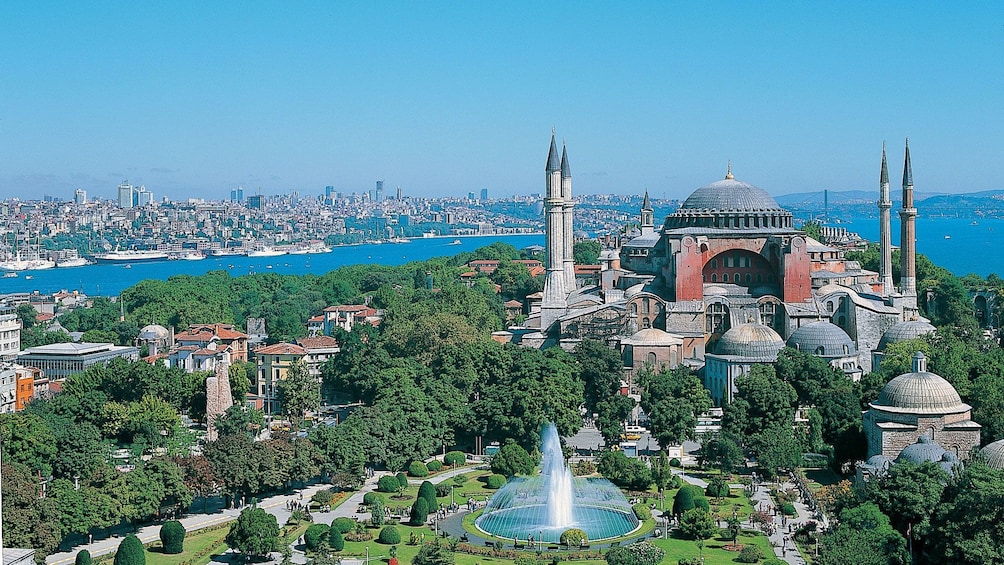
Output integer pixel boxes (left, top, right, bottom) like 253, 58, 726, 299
664, 174, 793, 231
680, 179, 784, 213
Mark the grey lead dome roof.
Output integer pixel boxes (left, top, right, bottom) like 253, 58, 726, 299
786, 321, 857, 357
716, 322, 785, 360
678, 179, 785, 213
873, 369, 968, 414
878, 320, 936, 350
981, 439, 1004, 470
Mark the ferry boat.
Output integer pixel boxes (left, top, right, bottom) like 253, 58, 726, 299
246, 246, 287, 258
57, 257, 90, 268
94, 249, 170, 263
179, 251, 206, 261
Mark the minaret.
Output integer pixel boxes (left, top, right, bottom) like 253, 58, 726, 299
541, 132, 567, 329
878, 142, 894, 295
899, 138, 917, 307
561, 143, 576, 291
640, 190, 654, 235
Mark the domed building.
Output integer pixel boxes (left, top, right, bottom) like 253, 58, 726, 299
786, 320, 862, 380
137, 323, 172, 356
864, 352, 981, 461
704, 322, 785, 405
620, 328, 684, 378
871, 319, 937, 369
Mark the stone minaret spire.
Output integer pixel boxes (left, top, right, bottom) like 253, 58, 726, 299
561, 143, 576, 291
640, 190, 654, 235
899, 138, 917, 305
541, 132, 567, 329
878, 142, 894, 296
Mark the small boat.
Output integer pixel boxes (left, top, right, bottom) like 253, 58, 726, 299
945, 235, 951, 239
123, 264, 132, 269
2, 272, 17, 278
450, 239, 462, 245
24, 275, 33, 280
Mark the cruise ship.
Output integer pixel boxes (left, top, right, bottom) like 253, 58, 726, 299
0, 253, 56, 271
246, 246, 287, 258
93, 249, 170, 263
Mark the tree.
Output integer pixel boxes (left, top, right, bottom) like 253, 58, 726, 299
706, 476, 729, 500
597, 450, 651, 490
304, 523, 330, 551
574, 339, 624, 414
639, 366, 711, 449
748, 425, 802, 478
817, 503, 908, 565
928, 460, 1004, 564
114, 534, 146, 565
649, 450, 674, 504
722, 364, 797, 439
699, 430, 744, 474
411, 540, 454, 565
573, 240, 601, 265
595, 395, 635, 447
226, 505, 281, 559
277, 360, 321, 430
418, 481, 438, 514
75, 550, 92, 565
867, 460, 947, 552
378, 525, 401, 544
328, 527, 345, 552
678, 508, 717, 541
672, 486, 695, 517
214, 404, 265, 439
491, 441, 534, 477
410, 497, 429, 525
160, 520, 186, 554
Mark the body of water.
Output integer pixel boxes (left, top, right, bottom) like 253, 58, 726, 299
0, 234, 544, 298
1, 215, 998, 299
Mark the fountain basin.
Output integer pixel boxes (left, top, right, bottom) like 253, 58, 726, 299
475, 502, 639, 543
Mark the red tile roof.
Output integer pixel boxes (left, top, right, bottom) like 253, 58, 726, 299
255, 343, 307, 355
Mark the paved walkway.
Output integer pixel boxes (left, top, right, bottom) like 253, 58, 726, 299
747, 479, 815, 565
46, 465, 478, 565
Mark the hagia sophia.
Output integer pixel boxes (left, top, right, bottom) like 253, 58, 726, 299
505, 133, 1001, 475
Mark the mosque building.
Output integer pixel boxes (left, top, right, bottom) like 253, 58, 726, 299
516, 134, 927, 401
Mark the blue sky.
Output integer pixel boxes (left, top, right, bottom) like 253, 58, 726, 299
2, 2, 1002, 202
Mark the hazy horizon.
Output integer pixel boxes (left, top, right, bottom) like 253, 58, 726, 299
3, 3, 1002, 202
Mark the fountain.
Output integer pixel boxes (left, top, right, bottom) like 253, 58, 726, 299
475, 423, 640, 543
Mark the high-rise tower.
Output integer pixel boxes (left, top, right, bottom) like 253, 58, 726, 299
541, 132, 567, 329
899, 139, 917, 307
878, 143, 894, 295
561, 143, 576, 291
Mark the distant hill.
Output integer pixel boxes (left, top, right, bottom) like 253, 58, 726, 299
776, 189, 1004, 218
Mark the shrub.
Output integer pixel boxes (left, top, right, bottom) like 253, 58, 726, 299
737, 545, 765, 563
781, 502, 797, 516
332, 517, 356, 534
418, 481, 438, 512
328, 526, 345, 551
672, 487, 695, 516
408, 461, 430, 477
427, 460, 443, 472
410, 497, 429, 525
312, 489, 335, 506
605, 542, 665, 565
486, 474, 507, 489
371, 499, 385, 526
452, 475, 466, 486
378, 475, 401, 493
706, 477, 730, 499
75, 550, 92, 565
678, 559, 701, 565
435, 484, 451, 497
632, 503, 651, 520
378, 526, 401, 545
363, 491, 385, 506
763, 559, 787, 565
694, 496, 710, 512
444, 451, 466, 466
396, 472, 409, 489
114, 534, 145, 565
669, 458, 681, 467
160, 520, 186, 554
304, 523, 330, 551
559, 529, 588, 546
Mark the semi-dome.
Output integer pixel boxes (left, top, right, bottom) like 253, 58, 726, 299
786, 321, 857, 357
873, 353, 969, 414
878, 320, 936, 351
716, 322, 785, 360
664, 175, 793, 231
980, 439, 1004, 470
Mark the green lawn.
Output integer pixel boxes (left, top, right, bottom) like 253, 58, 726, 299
651, 531, 775, 565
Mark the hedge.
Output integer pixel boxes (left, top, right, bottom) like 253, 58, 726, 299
75, 550, 92, 565
396, 472, 409, 489
632, 503, 652, 521
378, 526, 401, 545
113, 535, 145, 565
408, 461, 430, 477
781, 502, 797, 516
378, 475, 401, 493
363, 492, 385, 506
329, 527, 345, 551
427, 460, 443, 472
304, 523, 330, 551
410, 497, 429, 525
160, 520, 186, 554
486, 474, 507, 489
332, 517, 357, 534
737, 545, 765, 563
444, 451, 466, 466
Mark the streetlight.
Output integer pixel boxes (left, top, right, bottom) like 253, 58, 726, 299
539, 529, 542, 552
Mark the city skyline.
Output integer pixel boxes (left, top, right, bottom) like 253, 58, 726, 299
2, 3, 1002, 202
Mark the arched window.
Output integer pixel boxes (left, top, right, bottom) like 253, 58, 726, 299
816, 346, 825, 355
734, 273, 741, 283
642, 318, 651, 329
745, 273, 752, 283
711, 273, 718, 282
630, 303, 638, 315
705, 302, 730, 334
843, 344, 849, 355
647, 352, 657, 365
642, 298, 650, 314
711, 259, 718, 269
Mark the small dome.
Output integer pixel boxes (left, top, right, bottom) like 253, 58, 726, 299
622, 328, 680, 346
981, 439, 1004, 470
896, 436, 948, 465
878, 320, 936, 350
874, 356, 968, 414
678, 179, 784, 213
716, 323, 785, 360
787, 321, 857, 357
139, 324, 170, 341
